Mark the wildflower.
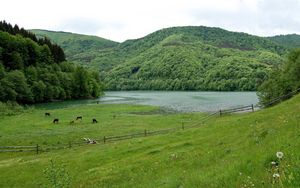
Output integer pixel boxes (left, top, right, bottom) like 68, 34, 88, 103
276, 152, 284, 159
271, 161, 279, 167
273, 173, 280, 178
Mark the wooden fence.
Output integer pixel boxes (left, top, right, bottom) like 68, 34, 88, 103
0, 104, 257, 154
0, 145, 39, 154
219, 104, 254, 116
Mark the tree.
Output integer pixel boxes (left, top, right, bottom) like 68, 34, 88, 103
0, 62, 5, 79
73, 67, 89, 98
0, 78, 17, 101
31, 81, 46, 102
5, 70, 33, 103
257, 49, 300, 106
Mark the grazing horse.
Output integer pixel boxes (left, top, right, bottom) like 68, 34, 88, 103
45, 112, 50, 116
92, 118, 98, 123
76, 116, 82, 120
53, 118, 59, 124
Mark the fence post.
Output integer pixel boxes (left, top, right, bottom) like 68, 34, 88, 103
251, 104, 254, 112
144, 129, 147, 136
219, 109, 222, 116
103, 136, 106, 143
36, 144, 39, 154
182, 122, 185, 130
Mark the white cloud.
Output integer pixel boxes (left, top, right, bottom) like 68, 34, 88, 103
1, 0, 300, 42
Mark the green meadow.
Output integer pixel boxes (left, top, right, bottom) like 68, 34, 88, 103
0, 95, 300, 187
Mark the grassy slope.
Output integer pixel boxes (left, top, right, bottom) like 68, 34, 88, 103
0, 104, 204, 146
0, 95, 300, 187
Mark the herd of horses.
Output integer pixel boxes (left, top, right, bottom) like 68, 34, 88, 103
45, 112, 98, 124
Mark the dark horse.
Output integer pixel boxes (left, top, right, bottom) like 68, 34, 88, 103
45, 112, 50, 116
92, 118, 98, 123
53, 118, 59, 124
76, 116, 82, 120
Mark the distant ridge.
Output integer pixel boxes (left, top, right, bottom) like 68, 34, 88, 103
268, 34, 300, 49
31, 29, 118, 65
31, 26, 293, 91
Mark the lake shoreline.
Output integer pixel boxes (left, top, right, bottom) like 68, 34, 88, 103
34, 91, 258, 113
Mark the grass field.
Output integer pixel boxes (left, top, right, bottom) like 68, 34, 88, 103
0, 95, 300, 187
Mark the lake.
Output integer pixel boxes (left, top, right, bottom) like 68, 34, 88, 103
35, 91, 259, 112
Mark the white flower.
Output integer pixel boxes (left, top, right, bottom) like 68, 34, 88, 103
273, 173, 280, 178
276, 151, 284, 159
271, 161, 276, 165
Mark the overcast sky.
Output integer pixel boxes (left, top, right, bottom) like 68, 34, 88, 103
1, 0, 300, 42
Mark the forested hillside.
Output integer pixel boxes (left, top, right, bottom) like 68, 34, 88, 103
268, 34, 300, 49
0, 21, 103, 104
258, 49, 300, 106
31, 29, 118, 67
105, 27, 287, 91
32, 26, 290, 91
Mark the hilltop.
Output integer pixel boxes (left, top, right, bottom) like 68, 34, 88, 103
31, 26, 290, 91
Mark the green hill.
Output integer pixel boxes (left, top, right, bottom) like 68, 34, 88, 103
32, 26, 290, 91
268, 34, 300, 49
1, 93, 300, 187
31, 29, 118, 66
105, 26, 287, 91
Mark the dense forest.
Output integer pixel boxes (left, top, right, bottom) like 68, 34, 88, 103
104, 27, 288, 91
268, 34, 300, 49
32, 26, 291, 91
0, 21, 103, 104
258, 49, 300, 106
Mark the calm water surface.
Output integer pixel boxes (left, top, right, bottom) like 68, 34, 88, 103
35, 91, 259, 112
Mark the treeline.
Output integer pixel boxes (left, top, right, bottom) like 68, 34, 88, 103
0, 20, 65, 63
258, 49, 300, 106
0, 21, 103, 104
